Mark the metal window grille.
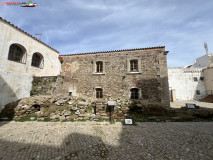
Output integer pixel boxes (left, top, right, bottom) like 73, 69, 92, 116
130, 88, 139, 99
31, 53, 42, 67
194, 77, 198, 81
8, 44, 24, 62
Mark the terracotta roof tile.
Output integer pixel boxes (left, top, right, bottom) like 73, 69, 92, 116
61, 46, 165, 56
0, 17, 59, 53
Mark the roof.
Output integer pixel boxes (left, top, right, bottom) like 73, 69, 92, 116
61, 46, 166, 56
0, 17, 59, 53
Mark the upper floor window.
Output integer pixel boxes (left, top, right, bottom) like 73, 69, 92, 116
31, 52, 44, 68
130, 60, 138, 72
194, 77, 198, 82
130, 88, 139, 99
8, 44, 26, 63
96, 61, 103, 73
96, 88, 103, 98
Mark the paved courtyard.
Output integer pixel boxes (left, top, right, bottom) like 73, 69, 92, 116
0, 122, 212, 160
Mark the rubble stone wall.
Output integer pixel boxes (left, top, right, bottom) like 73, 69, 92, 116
30, 76, 64, 96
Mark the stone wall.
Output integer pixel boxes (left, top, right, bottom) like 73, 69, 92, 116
30, 76, 64, 96
61, 47, 170, 106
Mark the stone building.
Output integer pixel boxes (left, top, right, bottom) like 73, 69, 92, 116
0, 17, 61, 110
61, 47, 170, 106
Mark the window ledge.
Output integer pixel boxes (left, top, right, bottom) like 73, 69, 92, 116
93, 73, 105, 75
126, 72, 141, 75
31, 65, 43, 69
8, 59, 26, 64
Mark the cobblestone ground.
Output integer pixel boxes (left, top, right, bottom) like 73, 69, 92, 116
0, 122, 212, 160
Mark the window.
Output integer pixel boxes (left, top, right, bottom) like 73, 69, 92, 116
130, 60, 138, 72
200, 77, 204, 81
194, 77, 198, 82
130, 88, 139, 99
96, 61, 103, 73
31, 53, 43, 68
69, 92, 72, 96
196, 90, 200, 95
8, 44, 26, 63
96, 88, 103, 98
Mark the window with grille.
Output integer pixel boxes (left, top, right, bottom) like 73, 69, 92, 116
130, 60, 138, 72
96, 88, 103, 98
31, 53, 43, 68
194, 77, 198, 82
8, 44, 25, 63
96, 61, 103, 73
130, 88, 139, 99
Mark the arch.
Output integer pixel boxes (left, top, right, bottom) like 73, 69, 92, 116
8, 43, 27, 63
31, 52, 44, 68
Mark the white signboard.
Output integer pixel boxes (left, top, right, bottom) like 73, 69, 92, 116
107, 101, 116, 106
124, 119, 133, 125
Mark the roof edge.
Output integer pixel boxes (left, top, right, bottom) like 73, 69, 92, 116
0, 17, 59, 53
61, 46, 165, 56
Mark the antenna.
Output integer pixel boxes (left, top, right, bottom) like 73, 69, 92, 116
35, 32, 42, 40
204, 42, 208, 55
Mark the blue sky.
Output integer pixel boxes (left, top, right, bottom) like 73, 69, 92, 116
1, 0, 213, 67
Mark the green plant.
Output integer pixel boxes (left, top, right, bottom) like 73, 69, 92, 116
96, 118, 105, 122
77, 119, 86, 122
43, 117, 51, 122
60, 60, 64, 64
70, 111, 75, 115
16, 115, 37, 122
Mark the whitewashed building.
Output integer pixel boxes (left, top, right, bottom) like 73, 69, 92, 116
0, 17, 61, 111
168, 67, 206, 101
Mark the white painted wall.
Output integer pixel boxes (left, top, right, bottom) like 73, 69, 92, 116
0, 19, 61, 110
193, 54, 213, 68
0, 69, 33, 111
168, 68, 206, 100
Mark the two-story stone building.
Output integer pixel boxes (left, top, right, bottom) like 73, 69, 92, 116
61, 47, 170, 106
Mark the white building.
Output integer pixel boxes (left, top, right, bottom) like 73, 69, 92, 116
193, 54, 213, 68
0, 17, 61, 111
168, 67, 206, 100
168, 51, 213, 101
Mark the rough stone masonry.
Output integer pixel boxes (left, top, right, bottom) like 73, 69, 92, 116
60, 46, 170, 107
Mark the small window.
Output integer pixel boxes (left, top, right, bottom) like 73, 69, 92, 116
130, 88, 139, 99
31, 53, 43, 68
96, 88, 103, 98
69, 92, 72, 96
96, 61, 103, 73
194, 77, 198, 82
196, 90, 200, 95
200, 77, 204, 81
130, 60, 138, 72
8, 44, 26, 63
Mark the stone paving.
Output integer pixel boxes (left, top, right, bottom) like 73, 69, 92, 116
0, 121, 212, 160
